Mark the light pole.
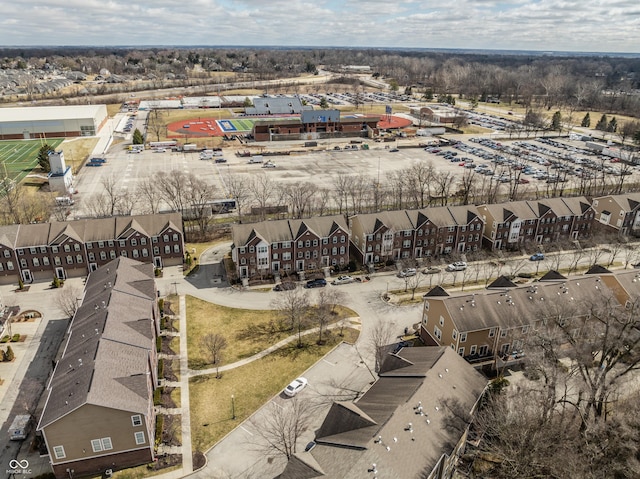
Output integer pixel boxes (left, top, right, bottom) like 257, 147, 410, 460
231, 394, 236, 420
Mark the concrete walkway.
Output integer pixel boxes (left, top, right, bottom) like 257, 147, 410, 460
188, 318, 361, 378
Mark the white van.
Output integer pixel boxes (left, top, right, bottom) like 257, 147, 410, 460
248, 155, 264, 164
55, 197, 74, 206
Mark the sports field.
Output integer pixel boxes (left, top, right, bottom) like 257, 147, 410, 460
0, 139, 64, 185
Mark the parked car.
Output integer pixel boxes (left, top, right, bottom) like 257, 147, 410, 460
389, 148, 400, 153
530, 252, 545, 261
262, 161, 277, 168
445, 261, 467, 272
305, 278, 327, 288
273, 282, 297, 292
331, 275, 354, 285
214, 157, 227, 163
284, 377, 308, 397
423, 267, 441, 275
398, 268, 417, 278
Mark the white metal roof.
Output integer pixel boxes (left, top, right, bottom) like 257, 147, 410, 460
0, 104, 107, 122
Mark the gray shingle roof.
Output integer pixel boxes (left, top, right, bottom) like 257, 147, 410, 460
38, 257, 156, 430
299, 347, 487, 479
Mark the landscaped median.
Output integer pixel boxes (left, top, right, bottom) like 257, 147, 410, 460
185, 295, 360, 454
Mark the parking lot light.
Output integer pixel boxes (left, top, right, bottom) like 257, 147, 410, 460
231, 394, 236, 420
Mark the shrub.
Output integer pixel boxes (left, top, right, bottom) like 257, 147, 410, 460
0, 350, 5, 362
51, 277, 61, 288
5, 345, 14, 361
158, 358, 164, 379
18, 278, 24, 290
11, 334, 20, 342
158, 298, 165, 315
155, 415, 164, 448
154, 388, 162, 406
154, 268, 162, 277
156, 337, 162, 353
0, 335, 9, 343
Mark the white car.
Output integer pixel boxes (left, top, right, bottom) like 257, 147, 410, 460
284, 377, 308, 397
398, 268, 417, 278
262, 161, 277, 168
445, 261, 467, 272
332, 275, 354, 285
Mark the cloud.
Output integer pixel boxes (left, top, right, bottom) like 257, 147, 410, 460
0, 0, 638, 53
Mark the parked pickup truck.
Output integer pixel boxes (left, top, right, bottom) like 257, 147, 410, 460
9, 415, 31, 441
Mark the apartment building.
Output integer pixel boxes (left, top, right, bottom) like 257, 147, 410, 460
38, 257, 159, 478
231, 215, 350, 278
0, 213, 183, 285
592, 192, 640, 236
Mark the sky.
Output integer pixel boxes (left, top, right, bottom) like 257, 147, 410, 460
1, 0, 639, 53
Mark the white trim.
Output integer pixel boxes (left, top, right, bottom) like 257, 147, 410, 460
134, 431, 145, 445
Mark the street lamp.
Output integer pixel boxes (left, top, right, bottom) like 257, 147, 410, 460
231, 394, 236, 420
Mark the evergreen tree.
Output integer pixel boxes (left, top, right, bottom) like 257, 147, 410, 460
37, 144, 52, 172
551, 111, 562, 132
5, 345, 14, 362
319, 97, 329, 109
243, 97, 253, 108
607, 117, 618, 133
595, 114, 608, 131
132, 128, 144, 145
581, 112, 591, 128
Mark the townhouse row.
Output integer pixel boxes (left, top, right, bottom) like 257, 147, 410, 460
0, 213, 184, 285
419, 266, 640, 369
233, 193, 640, 278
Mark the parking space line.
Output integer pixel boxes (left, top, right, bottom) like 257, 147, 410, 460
240, 425, 254, 436
322, 359, 336, 366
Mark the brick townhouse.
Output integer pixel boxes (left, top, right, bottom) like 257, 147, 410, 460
231, 215, 350, 279
0, 213, 183, 285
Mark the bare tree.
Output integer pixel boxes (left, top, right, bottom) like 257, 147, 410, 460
185, 174, 216, 237
248, 173, 274, 221
155, 169, 189, 214
200, 333, 228, 379
405, 272, 424, 300
368, 320, 397, 372
270, 288, 310, 347
250, 398, 316, 460
56, 285, 82, 318
100, 174, 124, 216
136, 177, 163, 214
621, 244, 639, 268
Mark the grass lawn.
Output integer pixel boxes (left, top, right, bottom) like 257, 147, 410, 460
189, 327, 359, 453
110, 464, 181, 479
0, 138, 64, 192
184, 240, 230, 276
106, 103, 123, 117
186, 295, 358, 369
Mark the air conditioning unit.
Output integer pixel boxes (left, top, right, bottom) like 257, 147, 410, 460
105, 469, 113, 478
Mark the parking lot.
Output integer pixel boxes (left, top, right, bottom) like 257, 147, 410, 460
70, 130, 640, 218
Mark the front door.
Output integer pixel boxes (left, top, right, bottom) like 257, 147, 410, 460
21, 270, 32, 283
478, 345, 489, 357
500, 343, 511, 356
89, 263, 98, 272
296, 260, 304, 271
153, 257, 163, 269
55, 267, 66, 280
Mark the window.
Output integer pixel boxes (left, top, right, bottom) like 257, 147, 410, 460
3, 250, 9, 257
64, 244, 71, 253
305, 240, 311, 247
76, 255, 83, 263
283, 252, 291, 260
43, 257, 49, 266
98, 241, 105, 248
52, 246, 59, 254
100, 251, 107, 261
173, 233, 178, 242
313, 239, 318, 247
174, 244, 180, 253
134, 431, 146, 445
66, 256, 73, 265
133, 249, 139, 258
458, 347, 465, 356
87, 242, 93, 250
339, 246, 345, 254
110, 250, 116, 259
54, 257, 61, 266
470, 345, 477, 355
20, 259, 27, 268
40, 246, 47, 253
142, 249, 148, 257
163, 235, 169, 242
489, 328, 496, 338
439, 316, 444, 327
152, 236, 158, 243
140, 237, 147, 245
164, 245, 171, 254
108, 240, 114, 247
434, 326, 442, 340
30, 247, 36, 254
33, 258, 39, 267
249, 246, 255, 253
452, 330, 458, 340
460, 332, 467, 343
121, 251, 128, 257
53, 445, 66, 459
88, 253, 95, 262
240, 258, 246, 265
131, 415, 142, 426
500, 329, 507, 338
131, 238, 137, 246
332, 236, 338, 244
91, 439, 103, 452
17, 249, 24, 256
341, 235, 346, 242
74, 243, 81, 251
153, 247, 160, 255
